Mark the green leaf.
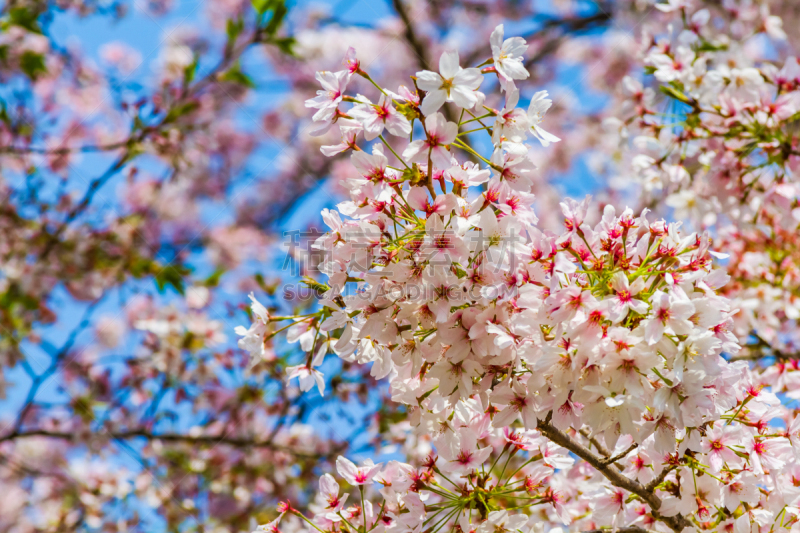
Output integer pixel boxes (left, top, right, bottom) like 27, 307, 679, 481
0, 100, 9, 126
164, 101, 200, 123
155, 264, 193, 295
659, 85, 691, 104
204, 267, 225, 287
19, 51, 46, 80
226, 17, 244, 41
695, 40, 728, 53
183, 56, 199, 85
129, 257, 154, 278
301, 276, 330, 294
7, 7, 41, 33
264, 1, 288, 35
250, 0, 275, 15
219, 64, 256, 88
271, 36, 295, 56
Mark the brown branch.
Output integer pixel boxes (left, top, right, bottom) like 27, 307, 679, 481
645, 464, 679, 494
579, 427, 624, 472
601, 442, 638, 466
538, 418, 690, 533
12, 299, 102, 433
728, 347, 800, 362
581, 526, 653, 533
580, 427, 611, 455
0, 140, 129, 155
391, 0, 430, 71
459, 9, 613, 69
0, 428, 340, 459
523, 10, 614, 69
39, 151, 131, 259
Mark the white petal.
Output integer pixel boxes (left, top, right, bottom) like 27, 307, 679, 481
415, 70, 443, 91
453, 68, 483, 90
439, 50, 460, 79
420, 90, 447, 116
449, 85, 478, 109
490, 25, 504, 54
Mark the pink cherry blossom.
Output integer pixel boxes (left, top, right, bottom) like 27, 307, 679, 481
402, 112, 459, 169
335, 456, 382, 486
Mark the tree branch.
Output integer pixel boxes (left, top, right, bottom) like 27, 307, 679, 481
601, 442, 638, 466
538, 418, 690, 533
581, 526, 653, 533
391, 0, 430, 71
13, 299, 102, 433
524, 10, 614, 69
0, 428, 341, 459
579, 427, 624, 472
0, 140, 130, 155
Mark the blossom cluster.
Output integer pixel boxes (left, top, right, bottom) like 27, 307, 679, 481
264, 423, 578, 533
240, 22, 800, 533
606, 0, 800, 367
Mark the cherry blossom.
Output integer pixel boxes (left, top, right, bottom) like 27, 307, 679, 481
489, 25, 529, 90
335, 456, 382, 486
402, 112, 459, 169
416, 50, 483, 116
527, 91, 561, 146
349, 93, 411, 141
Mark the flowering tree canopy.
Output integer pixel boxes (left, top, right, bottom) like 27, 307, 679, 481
3, 0, 800, 532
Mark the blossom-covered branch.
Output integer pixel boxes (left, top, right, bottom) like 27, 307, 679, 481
241, 17, 800, 533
